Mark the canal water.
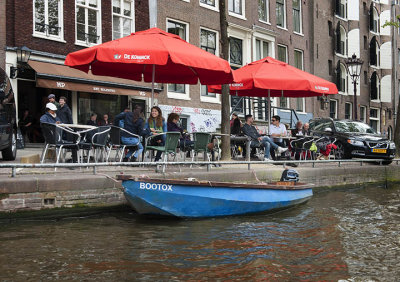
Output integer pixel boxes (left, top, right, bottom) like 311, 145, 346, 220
1, 184, 399, 281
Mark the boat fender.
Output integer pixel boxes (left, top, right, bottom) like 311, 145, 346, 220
280, 169, 299, 182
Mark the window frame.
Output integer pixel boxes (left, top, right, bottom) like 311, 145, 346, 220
75, 0, 102, 47
276, 0, 287, 29
292, 0, 302, 34
228, 0, 246, 19
33, 0, 64, 42
369, 107, 380, 132
200, 27, 220, 103
277, 44, 288, 109
166, 18, 190, 100
360, 105, 366, 123
199, 0, 219, 12
112, 0, 135, 40
344, 102, 352, 119
294, 49, 305, 112
258, 0, 270, 24
329, 99, 338, 119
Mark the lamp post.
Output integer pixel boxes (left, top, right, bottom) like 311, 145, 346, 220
345, 53, 363, 120
10, 46, 32, 79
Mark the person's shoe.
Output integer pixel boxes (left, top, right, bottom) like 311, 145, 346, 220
263, 157, 273, 162
276, 147, 288, 154
130, 156, 137, 162
122, 157, 129, 162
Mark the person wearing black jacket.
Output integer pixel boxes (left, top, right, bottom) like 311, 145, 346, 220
114, 105, 144, 162
242, 114, 287, 162
58, 96, 73, 124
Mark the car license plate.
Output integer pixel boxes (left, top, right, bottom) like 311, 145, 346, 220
372, 148, 386, 153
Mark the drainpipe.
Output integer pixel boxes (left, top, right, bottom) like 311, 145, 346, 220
392, 1, 397, 128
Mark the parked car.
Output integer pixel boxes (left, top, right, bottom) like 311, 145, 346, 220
309, 118, 395, 163
0, 67, 17, 160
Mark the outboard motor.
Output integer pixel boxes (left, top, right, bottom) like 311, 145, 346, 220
280, 169, 299, 182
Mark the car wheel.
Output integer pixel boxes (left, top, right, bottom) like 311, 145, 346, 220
334, 142, 350, 160
2, 130, 17, 161
381, 160, 392, 165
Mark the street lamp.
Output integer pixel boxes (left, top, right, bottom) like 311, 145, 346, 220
345, 53, 363, 120
10, 46, 32, 79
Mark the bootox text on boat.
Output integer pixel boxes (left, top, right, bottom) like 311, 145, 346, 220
140, 182, 173, 191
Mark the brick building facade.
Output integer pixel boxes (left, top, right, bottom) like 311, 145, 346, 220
2, 0, 400, 140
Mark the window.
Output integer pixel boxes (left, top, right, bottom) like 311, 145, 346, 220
364, 36, 368, 50
345, 102, 352, 119
370, 108, 380, 132
255, 39, 269, 60
258, 0, 269, 22
167, 20, 188, 95
229, 37, 243, 66
76, 0, 101, 46
336, 24, 347, 56
329, 100, 337, 118
229, 0, 243, 15
370, 6, 379, 33
360, 106, 366, 123
328, 60, 333, 75
256, 98, 268, 120
398, 49, 400, 65
200, 0, 216, 6
336, 0, 347, 19
370, 72, 380, 101
276, 0, 286, 28
336, 63, 347, 93
328, 21, 333, 37
293, 0, 301, 33
112, 0, 134, 40
364, 71, 367, 85
277, 45, 287, 62
200, 29, 217, 98
294, 49, 304, 112
369, 36, 379, 66
34, 0, 63, 40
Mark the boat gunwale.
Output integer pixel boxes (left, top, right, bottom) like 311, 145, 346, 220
129, 177, 313, 190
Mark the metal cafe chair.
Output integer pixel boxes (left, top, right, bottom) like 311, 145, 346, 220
144, 132, 181, 172
79, 126, 111, 163
107, 125, 142, 162
40, 122, 81, 165
191, 132, 212, 164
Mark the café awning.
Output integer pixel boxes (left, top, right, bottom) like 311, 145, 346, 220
28, 60, 161, 98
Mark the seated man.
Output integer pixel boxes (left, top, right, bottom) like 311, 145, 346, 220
242, 114, 287, 162
269, 115, 288, 159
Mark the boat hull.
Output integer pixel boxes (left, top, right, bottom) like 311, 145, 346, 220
122, 178, 313, 218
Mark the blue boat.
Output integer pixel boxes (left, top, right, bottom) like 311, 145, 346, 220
118, 176, 313, 218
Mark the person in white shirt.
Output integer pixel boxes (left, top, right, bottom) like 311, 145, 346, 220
269, 115, 287, 142
269, 115, 288, 159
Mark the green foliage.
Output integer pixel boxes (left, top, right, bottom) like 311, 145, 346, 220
382, 15, 400, 28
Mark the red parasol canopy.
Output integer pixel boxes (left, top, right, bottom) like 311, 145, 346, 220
209, 57, 338, 97
65, 27, 234, 104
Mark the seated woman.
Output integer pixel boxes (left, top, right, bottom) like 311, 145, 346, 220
230, 114, 242, 135
114, 105, 144, 162
167, 113, 194, 153
143, 106, 167, 162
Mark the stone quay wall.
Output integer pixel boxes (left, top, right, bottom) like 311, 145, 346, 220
1, 164, 399, 217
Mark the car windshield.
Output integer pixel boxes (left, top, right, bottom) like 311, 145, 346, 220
334, 121, 377, 134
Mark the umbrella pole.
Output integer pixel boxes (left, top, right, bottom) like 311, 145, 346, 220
268, 89, 271, 135
151, 64, 155, 106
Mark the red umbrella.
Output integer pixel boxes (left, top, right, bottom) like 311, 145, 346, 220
65, 27, 233, 105
208, 57, 338, 132
209, 57, 338, 97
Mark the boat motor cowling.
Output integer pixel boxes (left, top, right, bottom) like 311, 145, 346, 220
280, 169, 299, 182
